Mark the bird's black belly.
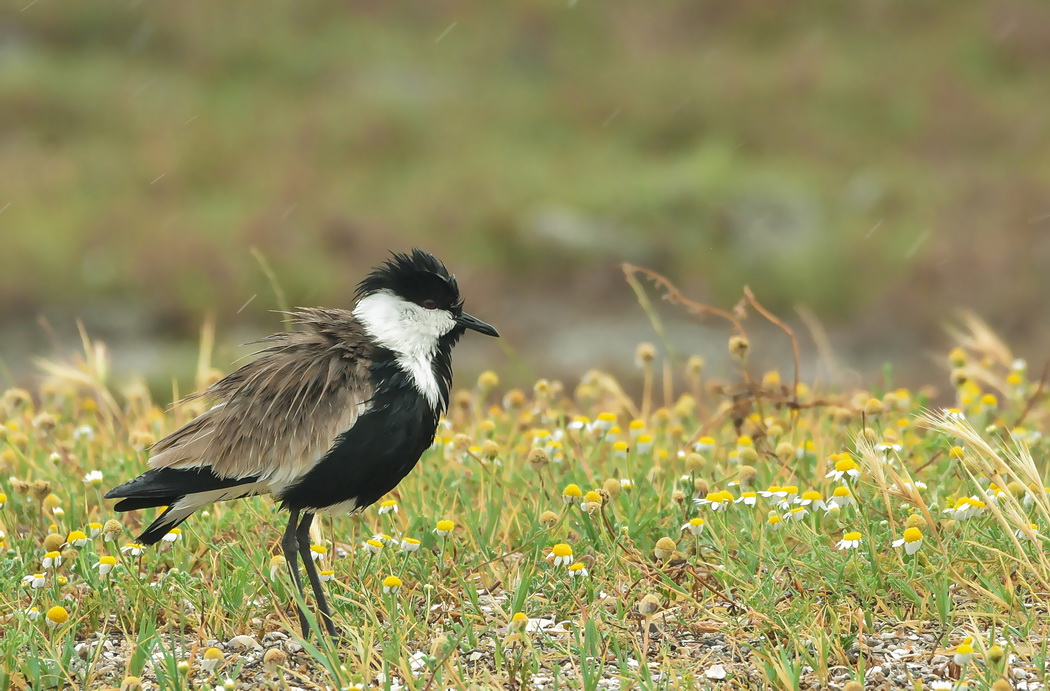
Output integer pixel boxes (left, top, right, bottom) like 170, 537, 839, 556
278, 389, 439, 512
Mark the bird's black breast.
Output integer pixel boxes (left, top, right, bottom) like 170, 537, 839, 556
277, 359, 441, 512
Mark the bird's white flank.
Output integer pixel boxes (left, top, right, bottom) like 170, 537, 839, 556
352, 289, 456, 410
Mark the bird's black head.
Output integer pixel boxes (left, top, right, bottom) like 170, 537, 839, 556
353, 249, 499, 342
356, 249, 463, 313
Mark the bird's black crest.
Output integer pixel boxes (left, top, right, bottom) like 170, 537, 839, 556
355, 249, 463, 311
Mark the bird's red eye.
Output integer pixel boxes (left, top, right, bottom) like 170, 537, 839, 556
422, 299, 437, 310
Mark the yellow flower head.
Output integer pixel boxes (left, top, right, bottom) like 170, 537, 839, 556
549, 543, 574, 566
46, 605, 69, 626
836, 457, 859, 472
382, 575, 403, 593
562, 484, 583, 503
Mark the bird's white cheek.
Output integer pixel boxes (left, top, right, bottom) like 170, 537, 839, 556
406, 308, 455, 338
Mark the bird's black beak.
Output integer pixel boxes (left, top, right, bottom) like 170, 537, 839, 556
458, 312, 499, 337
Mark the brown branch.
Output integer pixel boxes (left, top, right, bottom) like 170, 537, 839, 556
743, 286, 801, 408
622, 263, 746, 335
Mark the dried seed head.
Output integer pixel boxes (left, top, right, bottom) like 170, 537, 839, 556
673, 395, 695, 419
539, 510, 558, 528
832, 408, 853, 425
990, 681, 1011, 691
10, 479, 30, 495
738, 465, 759, 488
949, 368, 968, 387
32, 413, 57, 434
602, 477, 622, 499
31, 480, 53, 501
130, 430, 155, 449
480, 440, 501, 460
102, 519, 123, 542
533, 379, 551, 398
451, 434, 472, 452
683, 453, 704, 472
2, 387, 32, 413
728, 335, 749, 361
527, 448, 550, 471
548, 380, 564, 399
905, 514, 925, 530
653, 537, 676, 561
502, 389, 526, 410
672, 489, 685, 504
775, 441, 795, 461
43, 533, 65, 552
430, 633, 451, 657
863, 398, 884, 416
477, 370, 499, 390
738, 447, 758, 463
453, 390, 472, 409
635, 342, 657, 367
262, 648, 287, 675
686, 355, 705, 375
843, 683, 864, 691
693, 479, 709, 497
638, 594, 661, 617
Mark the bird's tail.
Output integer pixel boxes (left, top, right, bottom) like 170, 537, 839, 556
105, 467, 261, 545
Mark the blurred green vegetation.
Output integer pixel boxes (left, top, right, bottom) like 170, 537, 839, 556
2, 1, 1049, 356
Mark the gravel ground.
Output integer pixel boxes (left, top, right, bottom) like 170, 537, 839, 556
13, 617, 1045, 690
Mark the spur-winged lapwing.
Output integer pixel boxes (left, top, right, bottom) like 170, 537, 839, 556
105, 249, 498, 637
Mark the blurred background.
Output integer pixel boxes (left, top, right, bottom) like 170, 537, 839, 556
2, 1, 1049, 395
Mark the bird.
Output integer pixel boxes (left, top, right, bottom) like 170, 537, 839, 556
104, 249, 499, 637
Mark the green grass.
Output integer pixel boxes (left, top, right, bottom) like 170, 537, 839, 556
1, 286, 1049, 689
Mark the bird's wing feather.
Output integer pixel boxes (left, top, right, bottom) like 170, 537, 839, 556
148, 309, 375, 484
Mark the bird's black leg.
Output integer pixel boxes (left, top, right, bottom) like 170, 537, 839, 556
296, 511, 338, 637
282, 507, 311, 638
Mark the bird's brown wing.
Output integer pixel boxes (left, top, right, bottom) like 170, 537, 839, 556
148, 309, 375, 484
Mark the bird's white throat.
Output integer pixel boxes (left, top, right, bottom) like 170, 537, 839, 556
352, 290, 456, 410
